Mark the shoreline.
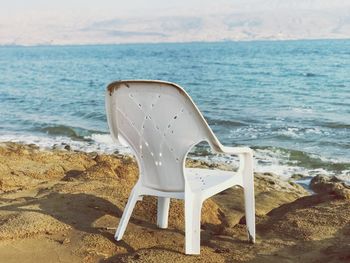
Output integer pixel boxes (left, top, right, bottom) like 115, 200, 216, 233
0, 142, 349, 262
1, 133, 348, 183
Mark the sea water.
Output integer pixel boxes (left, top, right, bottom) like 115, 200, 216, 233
0, 40, 349, 180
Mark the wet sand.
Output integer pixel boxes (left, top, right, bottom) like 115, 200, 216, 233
0, 142, 349, 262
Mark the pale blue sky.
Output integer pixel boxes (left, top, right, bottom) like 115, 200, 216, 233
2, 0, 231, 13
1, 0, 349, 45
2, 0, 347, 12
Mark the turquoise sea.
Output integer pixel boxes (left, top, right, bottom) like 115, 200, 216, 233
0, 40, 349, 180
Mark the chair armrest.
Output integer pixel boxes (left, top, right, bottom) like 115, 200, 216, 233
209, 143, 254, 175
217, 146, 254, 156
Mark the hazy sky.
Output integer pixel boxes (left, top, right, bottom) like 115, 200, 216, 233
1, 0, 349, 45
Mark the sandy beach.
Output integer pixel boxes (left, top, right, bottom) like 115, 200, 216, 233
0, 142, 349, 263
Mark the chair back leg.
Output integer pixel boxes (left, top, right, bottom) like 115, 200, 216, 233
115, 186, 140, 241
157, 197, 170, 229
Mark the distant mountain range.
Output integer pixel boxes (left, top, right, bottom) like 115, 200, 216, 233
1, 3, 349, 45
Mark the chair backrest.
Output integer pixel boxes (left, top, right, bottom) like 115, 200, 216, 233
106, 80, 221, 192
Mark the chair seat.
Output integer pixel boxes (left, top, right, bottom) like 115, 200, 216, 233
186, 168, 243, 199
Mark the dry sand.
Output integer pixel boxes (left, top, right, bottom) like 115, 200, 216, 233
0, 142, 349, 262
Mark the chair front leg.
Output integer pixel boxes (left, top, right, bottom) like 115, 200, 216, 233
157, 197, 170, 229
241, 152, 256, 243
185, 194, 202, 255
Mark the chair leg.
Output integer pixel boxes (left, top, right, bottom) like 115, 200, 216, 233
115, 188, 139, 241
157, 197, 170, 229
242, 152, 256, 243
185, 195, 202, 255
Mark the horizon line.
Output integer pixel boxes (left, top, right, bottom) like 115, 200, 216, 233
1, 37, 350, 48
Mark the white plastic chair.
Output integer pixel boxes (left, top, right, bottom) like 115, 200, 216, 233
105, 80, 255, 255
